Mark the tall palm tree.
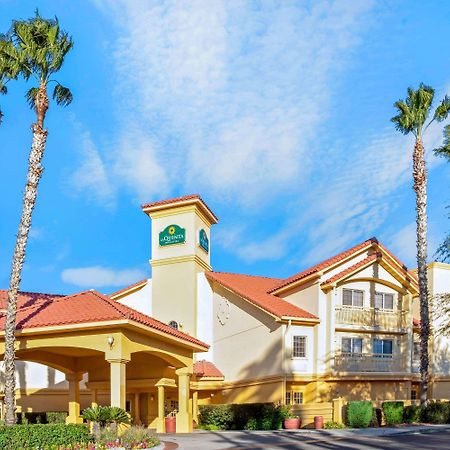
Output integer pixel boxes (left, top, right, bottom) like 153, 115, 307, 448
0, 12, 73, 425
392, 84, 450, 404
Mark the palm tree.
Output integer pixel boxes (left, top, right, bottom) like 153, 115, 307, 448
391, 84, 450, 404
0, 12, 73, 425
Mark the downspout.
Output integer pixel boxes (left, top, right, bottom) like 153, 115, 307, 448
282, 319, 292, 404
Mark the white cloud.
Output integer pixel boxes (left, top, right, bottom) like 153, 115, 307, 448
61, 266, 146, 288
71, 131, 116, 208
89, 0, 375, 206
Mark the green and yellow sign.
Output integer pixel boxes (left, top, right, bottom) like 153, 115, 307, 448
199, 229, 209, 253
159, 224, 186, 246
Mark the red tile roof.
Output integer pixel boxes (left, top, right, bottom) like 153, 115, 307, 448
0, 290, 208, 349
206, 272, 318, 320
321, 253, 380, 286
141, 194, 218, 223
110, 279, 148, 299
269, 238, 378, 293
0, 290, 64, 310
193, 360, 224, 378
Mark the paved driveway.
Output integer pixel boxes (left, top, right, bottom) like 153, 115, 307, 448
161, 428, 450, 450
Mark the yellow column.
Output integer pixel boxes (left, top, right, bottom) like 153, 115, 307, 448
156, 384, 165, 433
66, 373, 83, 424
134, 392, 141, 424
176, 368, 193, 433
108, 359, 128, 409
192, 390, 198, 423
91, 389, 98, 408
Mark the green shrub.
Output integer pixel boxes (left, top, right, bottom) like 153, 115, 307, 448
382, 401, 404, 425
0, 424, 92, 450
346, 401, 373, 428
403, 405, 422, 424
46, 412, 68, 424
324, 421, 345, 429
198, 403, 283, 430
422, 401, 450, 424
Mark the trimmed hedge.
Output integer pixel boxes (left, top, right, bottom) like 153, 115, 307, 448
346, 401, 373, 428
0, 424, 92, 450
382, 401, 404, 425
422, 401, 450, 424
403, 405, 422, 424
16, 411, 68, 425
198, 403, 283, 430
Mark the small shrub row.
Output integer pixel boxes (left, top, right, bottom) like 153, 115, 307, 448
16, 411, 68, 425
0, 424, 92, 450
198, 403, 284, 430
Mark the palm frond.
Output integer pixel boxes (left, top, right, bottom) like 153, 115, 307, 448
434, 124, 450, 160
393, 83, 435, 137
25, 86, 38, 109
53, 83, 73, 106
434, 95, 450, 122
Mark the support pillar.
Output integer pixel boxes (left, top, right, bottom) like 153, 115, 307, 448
134, 392, 141, 424
108, 359, 129, 409
66, 373, 83, 424
192, 390, 198, 423
156, 384, 165, 433
91, 389, 98, 408
176, 368, 193, 433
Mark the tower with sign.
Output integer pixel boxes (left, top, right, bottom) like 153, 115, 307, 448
141, 195, 218, 337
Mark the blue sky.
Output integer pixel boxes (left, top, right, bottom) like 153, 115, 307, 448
0, 0, 449, 295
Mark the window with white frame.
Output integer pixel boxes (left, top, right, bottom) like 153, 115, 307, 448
292, 336, 306, 358
374, 292, 394, 310
285, 391, 303, 405
342, 289, 364, 307
373, 338, 393, 356
293, 392, 303, 404
342, 337, 363, 354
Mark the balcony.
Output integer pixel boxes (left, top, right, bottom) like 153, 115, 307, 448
335, 306, 406, 330
334, 352, 402, 373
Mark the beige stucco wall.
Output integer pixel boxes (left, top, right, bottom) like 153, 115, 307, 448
212, 285, 283, 381
117, 281, 152, 316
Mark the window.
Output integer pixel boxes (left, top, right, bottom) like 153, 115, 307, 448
413, 342, 420, 360
168, 320, 179, 330
374, 292, 394, 310
373, 339, 393, 356
342, 289, 364, 307
411, 390, 417, 400
285, 391, 303, 405
285, 391, 291, 405
342, 337, 363, 354
292, 336, 306, 358
293, 392, 303, 405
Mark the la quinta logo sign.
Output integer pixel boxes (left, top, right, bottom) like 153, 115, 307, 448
159, 224, 186, 246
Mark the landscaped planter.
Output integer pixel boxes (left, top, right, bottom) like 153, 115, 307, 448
283, 418, 301, 429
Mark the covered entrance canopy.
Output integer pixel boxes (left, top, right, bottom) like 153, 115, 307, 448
0, 290, 209, 432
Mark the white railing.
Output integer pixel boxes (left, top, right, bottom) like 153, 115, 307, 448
334, 352, 402, 372
335, 307, 406, 329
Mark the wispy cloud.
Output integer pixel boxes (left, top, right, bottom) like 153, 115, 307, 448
61, 266, 146, 288
70, 131, 116, 208
88, 0, 375, 206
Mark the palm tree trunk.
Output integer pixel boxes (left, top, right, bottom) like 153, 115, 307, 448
413, 137, 431, 405
3, 122, 48, 425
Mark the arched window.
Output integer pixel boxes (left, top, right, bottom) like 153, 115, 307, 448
168, 320, 178, 330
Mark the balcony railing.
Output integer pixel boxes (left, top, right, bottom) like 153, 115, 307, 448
334, 352, 402, 373
335, 306, 406, 329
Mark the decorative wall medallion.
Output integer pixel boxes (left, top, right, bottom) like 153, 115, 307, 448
198, 228, 209, 253
159, 224, 186, 246
217, 298, 230, 325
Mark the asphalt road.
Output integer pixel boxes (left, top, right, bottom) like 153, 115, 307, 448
162, 429, 450, 450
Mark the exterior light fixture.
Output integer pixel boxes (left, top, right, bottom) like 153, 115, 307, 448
107, 335, 114, 349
